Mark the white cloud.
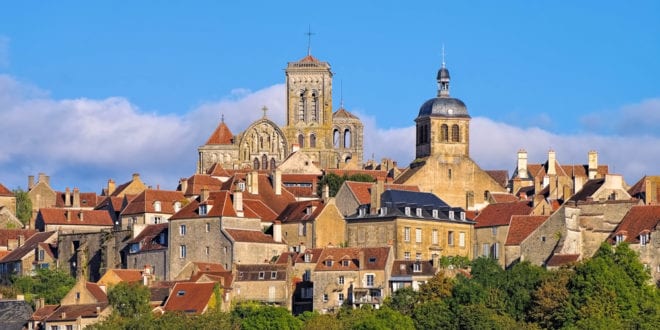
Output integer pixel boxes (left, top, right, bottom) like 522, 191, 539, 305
580, 98, 660, 136
0, 75, 657, 192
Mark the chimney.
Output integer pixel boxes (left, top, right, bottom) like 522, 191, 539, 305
248, 171, 259, 195
179, 178, 188, 194
322, 185, 330, 201
28, 175, 34, 190
66, 210, 71, 222
358, 249, 365, 270
574, 176, 584, 195
233, 190, 244, 217
517, 149, 528, 179
200, 188, 209, 202
292, 143, 300, 152
370, 179, 384, 214
132, 173, 140, 181
273, 221, 282, 243
38, 173, 49, 186
79, 210, 84, 222
547, 150, 556, 176
35, 297, 45, 310
588, 150, 598, 179
73, 188, 80, 208
273, 170, 282, 195
17, 235, 24, 247
107, 179, 116, 195
65, 187, 71, 207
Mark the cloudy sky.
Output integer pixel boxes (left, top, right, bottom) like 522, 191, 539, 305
1, 1, 659, 192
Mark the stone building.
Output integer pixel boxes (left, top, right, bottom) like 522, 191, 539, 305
628, 175, 660, 205
394, 62, 507, 210
124, 223, 169, 280
278, 198, 345, 250
0, 183, 16, 216
473, 201, 533, 267
198, 52, 364, 173
119, 189, 186, 230
345, 189, 475, 260
56, 230, 132, 282
232, 263, 292, 310
334, 181, 420, 217
0, 231, 57, 280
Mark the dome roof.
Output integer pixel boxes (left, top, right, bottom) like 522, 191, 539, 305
437, 67, 450, 80
418, 97, 469, 117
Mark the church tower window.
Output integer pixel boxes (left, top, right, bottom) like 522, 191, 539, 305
311, 91, 318, 122
333, 129, 340, 148
298, 90, 306, 122
262, 154, 268, 169
451, 124, 460, 142
270, 158, 276, 170
441, 124, 449, 142
298, 134, 305, 148
310, 134, 317, 148
253, 158, 260, 170
344, 129, 351, 148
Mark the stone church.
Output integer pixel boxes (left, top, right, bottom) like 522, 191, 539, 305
394, 60, 506, 210
198, 54, 364, 173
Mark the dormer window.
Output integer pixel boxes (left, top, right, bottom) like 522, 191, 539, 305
258, 271, 265, 279
368, 257, 376, 263
379, 207, 387, 216
305, 206, 312, 215
342, 259, 350, 267
154, 201, 161, 212
325, 260, 334, 267
615, 234, 624, 245
271, 271, 277, 279
416, 208, 423, 217
640, 232, 651, 246
405, 207, 411, 216
129, 243, 140, 253
199, 204, 208, 216
432, 209, 438, 218
304, 253, 311, 263
413, 263, 422, 273
174, 201, 182, 213
358, 207, 366, 216
460, 212, 466, 220
237, 182, 246, 191
449, 211, 455, 220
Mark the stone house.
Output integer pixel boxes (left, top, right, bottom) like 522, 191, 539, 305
334, 180, 420, 217
124, 223, 168, 280
274, 248, 324, 315
473, 201, 533, 266
232, 263, 291, 310
608, 205, 660, 285
0, 231, 57, 280
162, 281, 219, 315
119, 189, 186, 230
503, 215, 548, 267
57, 229, 132, 282
0, 207, 26, 229
103, 173, 148, 198
312, 246, 393, 313
278, 198, 345, 250
346, 189, 475, 261
36, 279, 111, 330
627, 175, 660, 205
97, 268, 145, 288
0, 183, 16, 216
389, 260, 437, 292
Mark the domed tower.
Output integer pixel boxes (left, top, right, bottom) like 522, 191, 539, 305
415, 60, 470, 159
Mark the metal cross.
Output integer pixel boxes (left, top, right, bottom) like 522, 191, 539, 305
305, 25, 315, 56
261, 106, 268, 118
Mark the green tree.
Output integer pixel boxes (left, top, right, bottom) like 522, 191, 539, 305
384, 287, 419, 316
232, 302, 303, 330
417, 272, 453, 303
412, 299, 456, 330
338, 305, 414, 330
107, 282, 151, 318
528, 269, 572, 328
12, 268, 75, 304
317, 173, 374, 197
299, 312, 342, 330
13, 188, 32, 225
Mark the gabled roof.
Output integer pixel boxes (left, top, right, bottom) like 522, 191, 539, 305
609, 205, 660, 244
333, 108, 360, 119
505, 215, 549, 246
390, 260, 436, 277
344, 181, 419, 205
224, 229, 281, 244
206, 163, 232, 177
170, 191, 237, 220
0, 231, 56, 263
315, 247, 391, 272
127, 223, 168, 251
94, 196, 125, 212
546, 254, 580, 267
31, 304, 58, 322
277, 200, 325, 223
121, 189, 185, 216
0, 183, 13, 196
474, 201, 532, 228
38, 209, 113, 226
204, 121, 234, 145
85, 282, 109, 303
180, 174, 224, 197
0, 229, 37, 247
100, 269, 144, 284
163, 282, 216, 314
568, 178, 606, 202
488, 192, 519, 204
45, 303, 109, 321
485, 170, 509, 188
627, 176, 647, 196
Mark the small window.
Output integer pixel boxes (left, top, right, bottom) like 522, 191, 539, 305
206, 223, 211, 232
338, 276, 345, 285
415, 228, 422, 243
199, 204, 207, 215
416, 253, 422, 261
448, 231, 455, 246
459, 232, 466, 248
153, 216, 162, 224
404, 252, 410, 260
323, 293, 328, 302
366, 274, 375, 287
342, 259, 350, 267
460, 212, 466, 220
416, 208, 423, 217
432, 229, 439, 245
413, 263, 422, 272
432, 209, 438, 218
491, 227, 497, 236
325, 260, 334, 267
129, 243, 140, 253
174, 201, 182, 213
179, 224, 187, 236
368, 257, 376, 263
239, 272, 244, 279
338, 292, 345, 303
179, 245, 187, 258
177, 290, 185, 296
303, 269, 311, 281
404, 227, 411, 242
271, 271, 277, 279
205, 246, 210, 255
304, 253, 312, 263
38, 249, 45, 261
258, 271, 265, 279
449, 211, 455, 219
405, 207, 411, 216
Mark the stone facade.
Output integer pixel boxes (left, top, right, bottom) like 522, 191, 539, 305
232, 264, 291, 309
280, 198, 345, 250
57, 230, 132, 282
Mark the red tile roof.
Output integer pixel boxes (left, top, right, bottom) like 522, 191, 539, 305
45, 303, 109, 321
485, 170, 509, 188
205, 121, 234, 145
31, 304, 58, 322
206, 163, 232, 177
505, 215, 549, 246
0, 231, 56, 263
181, 175, 224, 196
0, 229, 37, 247
224, 229, 280, 244
546, 254, 580, 267
163, 282, 216, 314
488, 192, 519, 203
474, 201, 533, 228
86, 282, 109, 303
391, 260, 436, 277
38, 209, 113, 226
610, 205, 660, 244
298, 55, 320, 63
170, 191, 237, 220
127, 223, 168, 251
192, 262, 227, 273
277, 200, 325, 223
55, 191, 99, 208
275, 248, 324, 265
0, 183, 13, 196
315, 247, 391, 272
102, 269, 144, 283
345, 181, 420, 205
121, 189, 186, 216
95, 196, 126, 212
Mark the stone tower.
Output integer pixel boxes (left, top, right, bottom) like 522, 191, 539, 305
283, 55, 335, 168
332, 107, 364, 167
415, 61, 470, 160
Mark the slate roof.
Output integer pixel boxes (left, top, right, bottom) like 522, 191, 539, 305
121, 189, 185, 216
315, 247, 391, 272
236, 264, 288, 281
0, 300, 33, 330
163, 282, 216, 314
45, 303, 108, 322
381, 189, 449, 208
609, 205, 660, 244
0, 183, 13, 196
1, 231, 56, 263
205, 121, 234, 145
0, 229, 37, 247
224, 229, 280, 244
546, 254, 580, 267
474, 201, 533, 228
390, 260, 436, 277
38, 209, 113, 226
505, 215, 549, 246
344, 181, 420, 205
127, 223, 168, 252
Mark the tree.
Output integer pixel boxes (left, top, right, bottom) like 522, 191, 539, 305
384, 287, 419, 316
12, 268, 75, 305
417, 272, 453, 303
13, 188, 32, 226
338, 305, 414, 330
528, 270, 572, 328
317, 173, 374, 197
107, 282, 151, 318
412, 299, 456, 330
232, 302, 303, 330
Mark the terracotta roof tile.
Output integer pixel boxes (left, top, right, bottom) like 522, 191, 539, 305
95, 196, 126, 212
277, 200, 325, 223
206, 163, 232, 177
163, 282, 216, 314
474, 201, 533, 228
224, 229, 280, 244
345, 181, 420, 205
488, 192, 519, 203
55, 191, 99, 208
0, 229, 37, 247
102, 269, 144, 283
505, 215, 549, 245
315, 247, 391, 272
485, 170, 509, 188
546, 254, 580, 267
192, 262, 227, 273
610, 205, 660, 244
121, 189, 185, 216
1, 231, 56, 263
86, 282, 109, 303
0, 183, 13, 196
31, 304, 58, 321
182, 174, 224, 196
45, 303, 108, 321
38, 209, 113, 226
204, 121, 234, 145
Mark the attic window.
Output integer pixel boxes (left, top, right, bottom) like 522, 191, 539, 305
306, 206, 312, 215
460, 212, 466, 220
416, 208, 423, 217
413, 263, 422, 272
342, 260, 350, 267
199, 204, 208, 216
368, 257, 376, 263
325, 260, 334, 267
432, 209, 439, 218
359, 207, 366, 216
304, 253, 311, 263
174, 201, 182, 213
237, 182, 246, 191
271, 271, 277, 279
449, 211, 455, 220
258, 271, 265, 279
177, 290, 185, 296
640, 233, 651, 246
379, 207, 387, 216
405, 207, 411, 216
154, 201, 162, 212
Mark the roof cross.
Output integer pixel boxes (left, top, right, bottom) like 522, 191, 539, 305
305, 25, 315, 56
261, 106, 268, 118
441, 44, 446, 68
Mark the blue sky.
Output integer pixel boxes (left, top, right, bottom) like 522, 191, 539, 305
1, 1, 659, 192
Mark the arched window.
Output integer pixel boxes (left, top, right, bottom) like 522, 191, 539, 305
441, 124, 449, 142
333, 129, 340, 148
345, 156, 352, 164
311, 91, 318, 122
262, 154, 268, 170
484, 190, 489, 201
452, 124, 460, 142
298, 90, 306, 122
270, 158, 276, 170
253, 158, 260, 170
344, 129, 351, 148
298, 134, 305, 148
310, 134, 316, 148
259, 136, 264, 149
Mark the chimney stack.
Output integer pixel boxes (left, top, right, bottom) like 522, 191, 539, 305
65, 187, 72, 207
248, 171, 259, 195
588, 150, 598, 179
272, 221, 282, 243
132, 173, 140, 181
200, 188, 210, 202
179, 178, 188, 194
547, 150, 556, 176
107, 179, 116, 196
517, 149, 528, 179
73, 188, 80, 208
28, 175, 34, 190
233, 190, 244, 217
38, 173, 49, 186
370, 179, 384, 214
273, 170, 282, 195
